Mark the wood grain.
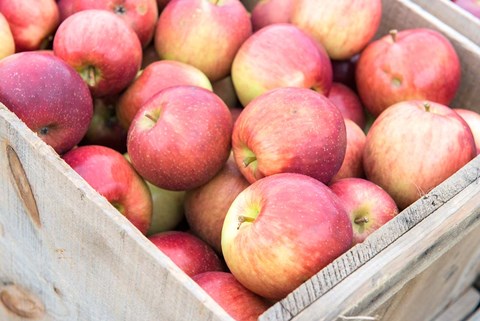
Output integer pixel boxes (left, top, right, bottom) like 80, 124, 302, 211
433, 287, 480, 321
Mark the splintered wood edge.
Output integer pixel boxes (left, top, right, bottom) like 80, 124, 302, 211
0, 104, 235, 321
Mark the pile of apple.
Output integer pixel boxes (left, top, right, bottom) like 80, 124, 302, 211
1, 0, 480, 320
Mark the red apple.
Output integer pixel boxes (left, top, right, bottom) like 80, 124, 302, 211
454, 108, 480, 154
328, 82, 366, 129
240, 0, 259, 11
116, 60, 213, 129
141, 44, 160, 69
331, 119, 366, 183
146, 183, 186, 235
148, 231, 224, 277
57, 0, 158, 48
232, 87, 346, 184
331, 54, 359, 90
222, 173, 353, 300
127, 86, 233, 191
193, 272, 271, 321
212, 76, 240, 108
156, 0, 172, 11
0, 52, 93, 154
53, 9, 142, 97
329, 177, 398, 245
291, 0, 382, 60
451, 0, 480, 18
185, 153, 250, 254
363, 100, 476, 210
232, 23, 333, 107
356, 28, 461, 117
0, 0, 60, 52
0, 13, 14, 59
154, 0, 252, 82
251, 0, 293, 31
63, 145, 153, 234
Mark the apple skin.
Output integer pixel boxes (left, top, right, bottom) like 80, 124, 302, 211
148, 231, 225, 277
141, 44, 160, 69
53, 9, 143, 97
146, 183, 186, 235
329, 177, 398, 245
154, 0, 252, 82
291, 0, 382, 60
193, 272, 271, 321
356, 28, 461, 118
184, 153, 250, 254
0, 52, 93, 155
221, 173, 353, 300
232, 23, 333, 107
127, 86, 233, 191
57, 0, 158, 48
328, 82, 366, 129
212, 76, 240, 108
451, 0, 480, 18
116, 60, 213, 129
454, 108, 480, 154
63, 145, 153, 234
251, 0, 293, 31
232, 87, 346, 184
331, 119, 366, 183
0, 0, 60, 52
331, 54, 359, 91
0, 13, 14, 59
363, 100, 476, 210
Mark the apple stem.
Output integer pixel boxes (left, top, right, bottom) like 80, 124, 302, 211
242, 156, 257, 167
424, 102, 431, 112
354, 217, 369, 224
389, 29, 398, 42
237, 215, 255, 230
144, 113, 158, 122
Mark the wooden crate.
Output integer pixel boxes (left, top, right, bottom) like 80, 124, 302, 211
1, 0, 480, 320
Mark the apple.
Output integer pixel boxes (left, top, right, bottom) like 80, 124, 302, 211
291, 0, 382, 60
331, 119, 366, 183
0, 0, 60, 52
184, 153, 250, 254
232, 87, 346, 184
79, 95, 128, 153
240, 0, 259, 11
231, 23, 333, 107
356, 28, 462, 117
154, 0, 252, 82
222, 173, 353, 300
229, 107, 243, 125
251, 0, 293, 31
127, 86, 233, 191
328, 82, 366, 129
0, 13, 14, 59
53, 9, 143, 97
146, 183, 186, 235
193, 272, 271, 321
56, 0, 158, 48
141, 44, 160, 69
454, 108, 480, 154
212, 76, 240, 108
363, 100, 476, 210
451, 0, 480, 18
331, 54, 359, 91
63, 145, 153, 234
156, 0, 172, 11
0, 52, 93, 155
116, 60, 213, 129
148, 231, 224, 277
329, 177, 399, 245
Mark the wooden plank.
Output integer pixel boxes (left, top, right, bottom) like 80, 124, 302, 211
467, 307, 480, 321
433, 288, 480, 321
0, 104, 233, 320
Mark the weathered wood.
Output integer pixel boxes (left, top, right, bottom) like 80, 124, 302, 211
0, 104, 233, 321
433, 287, 480, 321
467, 306, 480, 321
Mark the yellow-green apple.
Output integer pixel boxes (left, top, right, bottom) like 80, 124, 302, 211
331, 119, 366, 183
80, 95, 128, 153
154, 0, 252, 82
193, 272, 271, 321
53, 9, 142, 97
454, 108, 480, 154
451, 0, 480, 17
0, 13, 14, 59
222, 173, 353, 300
127, 86, 233, 191
356, 28, 461, 118
185, 153, 250, 254
251, 0, 293, 31
0, 0, 60, 52
63, 145, 153, 234
291, 0, 382, 60
116, 60, 213, 129
328, 82, 366, 129
146, 183, 186, 235
148, 231, 224, 277
0, 52, 93, 154
329, 177, 398, 245
232, 87, 346, 184
232, 23, 332, 107
212, 76, 240, 108
331, 54, 359, 91
363, 100, 476, 210
57, 0, 158, 48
